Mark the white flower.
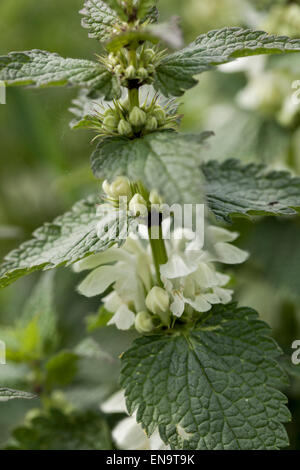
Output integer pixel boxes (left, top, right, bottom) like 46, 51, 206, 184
160, 226, 248, 318
101, 391, 169, 450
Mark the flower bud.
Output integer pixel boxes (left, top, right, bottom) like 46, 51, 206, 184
143, 48, 156, 63
125, 65, 136, 79
153, 107, 166, 125
103, 114, 119, 130
145, 116, 158, 131
108, 53, 118, 67
129, 107, 147, 127
102, 176, 132, 199
149, 189, 163, 205
146, 287, 170, 319
137, 67, 148, 80
118, 119, 133, 136
147, 64, 155, 74
129, 193, 148, 217
135, 311, 154, 334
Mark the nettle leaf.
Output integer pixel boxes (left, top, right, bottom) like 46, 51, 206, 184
155, 27, 300, 96
0, 196, 132, 289
0, 388, 36, 402
0, 50, 117, 99
6, 409, 112, 450
121, 303, 290, 450
80, 0, 122, 41
45, 352, 79, 388
91, 131, 212, 205
202, 159, 300, 222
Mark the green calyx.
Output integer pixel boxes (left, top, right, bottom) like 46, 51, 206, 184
88, 95, 179, 139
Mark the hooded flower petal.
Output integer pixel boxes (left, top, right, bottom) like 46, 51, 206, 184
107, 304, 135, 330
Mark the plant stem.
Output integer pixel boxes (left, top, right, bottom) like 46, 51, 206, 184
129, 87, 139, 109
148, 221, 168, 287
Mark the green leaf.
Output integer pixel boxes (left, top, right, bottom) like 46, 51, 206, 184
202, 159, 300, 222
0, 388, 36, 402
0, 50, 116, 99
6, 408, 112, 450
154, 27, 300, 96
45, 352, 78, 388
121, 303, 290, 450
91, 131, 212, 204
80, 0, 122, 41
86, 306, 114, 332
0, 196, 132, 289
69, 89, 108, 130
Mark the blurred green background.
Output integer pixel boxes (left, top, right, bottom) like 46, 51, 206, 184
0, 0, 300, 450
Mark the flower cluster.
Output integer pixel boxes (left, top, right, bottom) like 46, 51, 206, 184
74, 178, 248, 333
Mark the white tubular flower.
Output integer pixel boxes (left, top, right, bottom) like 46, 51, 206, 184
135, 311, 154, 334
101, 391, 169, 450
160, 226, 248, 318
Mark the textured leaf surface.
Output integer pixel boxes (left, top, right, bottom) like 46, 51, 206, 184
0, 196, 131, 288
0, 50, 116, 98
91, 131, 212, 204
6, 409, 112, 450
80, 0, 122, 41
0, 388, 36, 402
121, 304, 290, 450
155, 28, 300, 96
202, 159, 300, 222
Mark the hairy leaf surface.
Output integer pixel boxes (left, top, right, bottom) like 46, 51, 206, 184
121, 304, 290, 450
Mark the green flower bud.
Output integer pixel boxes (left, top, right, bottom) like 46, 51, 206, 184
137, 67, 148, 80
103, 176, 132, 199
103, 115, 119, 130
125, 65, 136, 79
145, 287, 170, 321
147, 64, 155, 74
149, 189, 163, 205
103, 108, 116, 118
129, 107, 147, 127
153, 107, 166, 125
135, 311, 154, 334
129, 193, 148, 217
143, 48, 156, 63
145, 116, 158, 131
118, 119, 133, 136
108, 53, 118, 67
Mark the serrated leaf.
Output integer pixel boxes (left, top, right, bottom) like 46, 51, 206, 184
80, 0, 122, 41
0, 388, 36, 402
91, 131, 212, 205
6, 409, 112, 450
0, 196, 132, 289
0, 50, 116, 99
202, 159, 300, 222
121, 303, 290, 450
155, 27, 300, 96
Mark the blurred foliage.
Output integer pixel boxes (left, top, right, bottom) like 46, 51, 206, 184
0, 0, 300, 450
